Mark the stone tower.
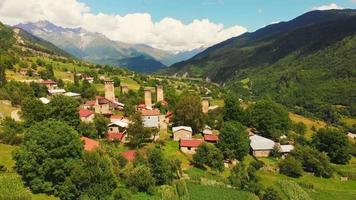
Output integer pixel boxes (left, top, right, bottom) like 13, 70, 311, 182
202, 97, 210, 114
104, 80, 115, 102
121, 85, 129, 94
144, 88, 152, 108
156, 85, 164, 102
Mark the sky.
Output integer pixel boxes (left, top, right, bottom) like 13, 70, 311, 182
0, 0, 355, 52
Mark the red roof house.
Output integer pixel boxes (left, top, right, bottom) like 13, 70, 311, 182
79, 109, 94, 118
106, 132, 125, 142
81, 136, 99, 151
204, 134, 219, 143
140, 109, 161, 116
121, 150, 136, 162
180, 139, 203, 154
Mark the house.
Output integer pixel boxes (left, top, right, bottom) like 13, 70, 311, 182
249, 134, 275, 157
94, 96, 124, 115
81, 136, 99, 151
202, 126, 213, 135
110, 115, 124, 122
121, 150, 136, 162
48, 89, 66, 95
108, 120, 128, 134
172, 126, 192, 141
39, 97, 50, 104
64, 92, 81, 98
204, 134, 219, 143
347, 132, 356, 139
85, 77, 94, 83
180, 139, 204, 154
140, 109, 160, 128
280, 144, 294, 155
79, 109, 94, 123
107, 132, 126, 142
82, 100, 96, 109
41, 80, 57, 90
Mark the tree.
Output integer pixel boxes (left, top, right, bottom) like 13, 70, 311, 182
29, 82, 47, 97
193, 143, 224, 171
291, 145, 333, 178
21, 98, 48, 126
57, 79, 65, 88
218, 121, 249, 161
48, 95, 80, 127
111, 188, 132, 200
0, 56, 6, 87
128, 112, 151, 147
278, 156, 303, 178
262, 187, 281, 200
312, 128, 352, 164
223, 93, 245, 122
173, 95, 204, 133
0, 117, 24, 144
1, 81, 35, 105
126, 165, 155, 192
13, 120, 83, 194
247, 100, 291, 139
113, 77, 121, 87
293, 122, 307, 135
148, 148, 174, 185
58, 152, 117, 200
93, 114, 109, 138
77, 122, 97, 138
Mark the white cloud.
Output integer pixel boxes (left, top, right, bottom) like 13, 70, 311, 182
313, 3, 343, 11
0, 0, 246, 52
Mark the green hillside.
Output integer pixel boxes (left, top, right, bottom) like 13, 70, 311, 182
163, 10, 356, 118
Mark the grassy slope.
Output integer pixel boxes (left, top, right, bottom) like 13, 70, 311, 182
289, 113, 327, 139
0, 101, 16, 118
187, 182, 258, 200
0, 144, 59, 200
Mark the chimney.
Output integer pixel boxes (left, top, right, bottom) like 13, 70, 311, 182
121, 85, 129, 94
156, 85, 164, 102
202, 97, 210, 114
104, 80, 115, 102
144, 88, 152, 108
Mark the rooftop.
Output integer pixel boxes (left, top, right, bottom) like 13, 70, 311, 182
121, 150, 136, 162
81, 136, 99, 151
140, 109, 160, 116
204, 134, 219, 142
180, 139, 203, 148
108, 120, 128, 128
249, 134, 275, 150
172, 126, 192, 133
107, 133, 125, 141
79, 109, 94, 118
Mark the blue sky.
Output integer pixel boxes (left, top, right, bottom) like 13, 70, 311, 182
81, 0, 356, 31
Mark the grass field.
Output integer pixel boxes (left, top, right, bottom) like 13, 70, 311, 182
0, 101, 17, 118
342, 117, 356, 126
0, 144, 59, 200
163, 141, 191, 169
289, 113, 327, 139
187, 182, 258, 200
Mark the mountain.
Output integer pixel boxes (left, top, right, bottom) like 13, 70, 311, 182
163, 9, 356, 116
16, 21, 202, 73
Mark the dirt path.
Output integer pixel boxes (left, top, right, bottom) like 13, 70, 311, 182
11, 109, 21, 122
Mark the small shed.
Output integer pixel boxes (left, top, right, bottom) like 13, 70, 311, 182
108, 120, 128, 133
79, 109, 94, 123
204, 134, 219, 143
172, 126, 192, 141
107, 132, 126, 142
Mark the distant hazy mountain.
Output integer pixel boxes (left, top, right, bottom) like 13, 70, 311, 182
16, 21, 202, 73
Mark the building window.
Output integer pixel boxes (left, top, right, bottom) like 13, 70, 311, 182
188, 147, 191, 150
110, 128, 113, 131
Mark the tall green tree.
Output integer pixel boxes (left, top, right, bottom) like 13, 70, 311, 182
173, 95, 204, 133
193, 143, 224, 171
13, 120, 83, 194
148, 148, 173, 185
218, 121, 249, 161
128, 112, 151, 147
48, 95, 80, 127
21, 98, 48, 126
126, 165, 155, 192
223, 93, 245, 123
58, 152, 117, 200
93, 114, 109, 138
247, 100, 291, 139
312, 128, 352, 164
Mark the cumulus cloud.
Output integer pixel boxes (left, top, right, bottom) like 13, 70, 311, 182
0, 0, 246, 52
313, 3, 343, 11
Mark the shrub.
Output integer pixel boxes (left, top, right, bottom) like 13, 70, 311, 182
278, 180, 311, 200
262, 187, 281, 200
111, 188, 132, 200
126, 165, 155, 192
251, 160, 265, 170
279, 156, 303, 178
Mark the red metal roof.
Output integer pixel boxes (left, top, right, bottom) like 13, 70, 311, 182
107, 133, 125, 141
110, 115, 123, 120
79, 109, 94, 118
180, 139, 203, 148
140, 109, 160, 116
204, 134, 219, 142
81, 136, 99, 151
121, 150, 136, 161
41, 80, 57, 84
84, 100, 96, 106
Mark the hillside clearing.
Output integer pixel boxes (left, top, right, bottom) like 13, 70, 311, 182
289, 113, 327, 139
